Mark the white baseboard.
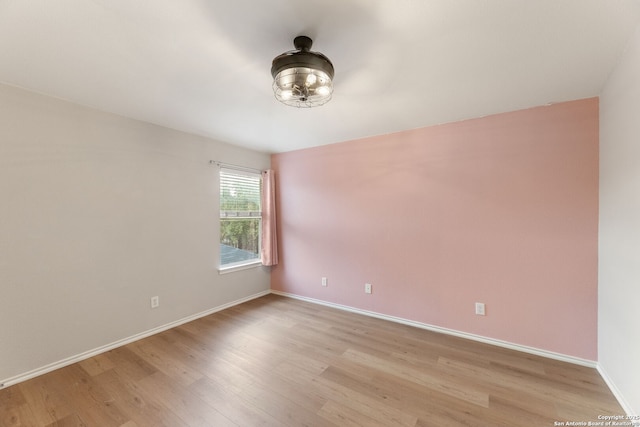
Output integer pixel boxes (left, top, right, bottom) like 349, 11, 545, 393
271, 290, 598, 368
0, 290, 270, 389
597, 364, 636, 416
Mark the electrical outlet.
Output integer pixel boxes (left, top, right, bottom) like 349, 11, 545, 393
475, 302, 485, 316
322, 277, 328, 287
365, 283, 372, 294
151, 296, 159, 309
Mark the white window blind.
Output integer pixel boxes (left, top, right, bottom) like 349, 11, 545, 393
220, 169, 262, 218
219, 168, 262, 269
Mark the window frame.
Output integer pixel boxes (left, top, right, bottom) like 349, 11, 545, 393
218, 167, 262, 273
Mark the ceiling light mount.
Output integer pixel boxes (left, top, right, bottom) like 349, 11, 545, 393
293, 35, 313, 52
271, 36, 334, 108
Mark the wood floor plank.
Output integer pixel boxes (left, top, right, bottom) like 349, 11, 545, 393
136, 371, 233, 426
78, 354, 115, 378
15, 373, 76, 426
92, 369, 185, 427
44, 365, 129, 427
342, 348, 490, 408
200, 351, 326, 427
0, 386, 37, 427
0, 294, 624, 427
317, 399, 391, 427
189, 376, 282, 427
101, 347, 157, 383
322, 363, 483, 426
127, 338, 203, 387
43, 413, 87, 427
313, 371, 418, 426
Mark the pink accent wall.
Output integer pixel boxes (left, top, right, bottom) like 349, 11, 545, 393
271, 98, 599, 360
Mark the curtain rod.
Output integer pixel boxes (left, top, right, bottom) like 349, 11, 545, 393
209, 160, 264, 174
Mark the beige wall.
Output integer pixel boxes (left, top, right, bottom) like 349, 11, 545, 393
0, 83, 270, 384
599, 22, 640, 414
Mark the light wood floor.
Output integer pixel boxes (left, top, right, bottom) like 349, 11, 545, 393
0, 294, 623, 426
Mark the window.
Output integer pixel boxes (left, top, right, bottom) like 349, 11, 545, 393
219, 168, 262, 270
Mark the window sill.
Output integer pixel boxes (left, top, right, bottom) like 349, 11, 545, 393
218, 261, 262, 275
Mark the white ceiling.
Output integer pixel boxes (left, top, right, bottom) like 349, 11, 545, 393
1, 1, 640, 153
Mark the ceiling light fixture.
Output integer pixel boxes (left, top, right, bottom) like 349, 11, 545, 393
271, 36, 335, 108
